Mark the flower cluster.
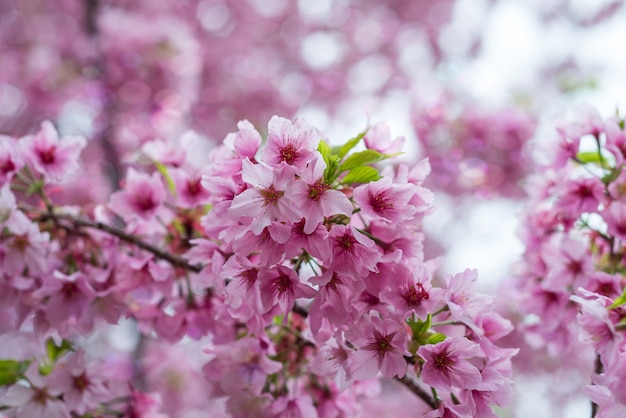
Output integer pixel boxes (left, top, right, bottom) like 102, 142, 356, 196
0, 117, 516, 417
412, 96, 536, 199
513, 104, 626, 416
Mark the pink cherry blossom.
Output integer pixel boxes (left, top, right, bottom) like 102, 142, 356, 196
345, 316, 410, 380
108, 168, 168, 222
418, 337, 483, 391
258, 265, 316, 315
262, 116, 320, 170
19, 121, 86, 183
353, 177, 417, 223
292, 154, 353, 234
229, 159, 301, 235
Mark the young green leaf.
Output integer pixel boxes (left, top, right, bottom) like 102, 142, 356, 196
0, 359, 30, 386
341, 166, 380, 184
339, 149, 386, 172
336, 130, 367, 160
154, 161, 177, 196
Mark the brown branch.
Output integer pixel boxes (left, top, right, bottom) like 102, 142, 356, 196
42, 212, 203, 273
395, 375, 438, 410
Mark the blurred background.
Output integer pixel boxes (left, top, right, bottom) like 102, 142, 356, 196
1, 0, 625, 416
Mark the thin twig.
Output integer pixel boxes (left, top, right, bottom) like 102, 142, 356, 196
41, 212, 203, 273
395, 375, 438, 409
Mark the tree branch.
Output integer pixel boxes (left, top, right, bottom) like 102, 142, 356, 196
42, 212, 203, 273
395, 375, 438, 410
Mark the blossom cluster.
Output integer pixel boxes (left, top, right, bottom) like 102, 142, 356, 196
513, 104, 626, 416
0, 117, 515, 417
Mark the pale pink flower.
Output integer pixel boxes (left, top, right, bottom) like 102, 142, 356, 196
269, 394, 318, 418
0, 363, 70, 418
109, 168, 168, 221
423, 401, 473, 418
291, 154, 353, 234
229, 159, 301, 235
345, 316, 410, 380
3, 211, 50, 276
542, 236, 594, 291
364, 121, 405, 154
418, 337, 483, 391
48, 350, 111, 415
353, 177, 417, 223
34, 271, 96, 326
555, 176, 604, 219
19, 121, 86, 182
586, 383, 626, 418
602, 202, 626, 242
262, 116, 319, 170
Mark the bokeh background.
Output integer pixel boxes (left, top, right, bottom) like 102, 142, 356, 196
2, 0, 625, 416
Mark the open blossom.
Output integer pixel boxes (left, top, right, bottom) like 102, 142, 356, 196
262, 116, 319, 170
353, 177, 417, 223
292, 154, 353, 234
418, 337, 483, 391
364, 121, 405, 154
258, 265, 316, 315
3, 211, 50, 277
0, 137, 23, 186
19, 121, 86, 182
328, 225, 381, 278
109, 168, 168, 222
379, 263, 442, 320
229, 159, 301, 235
345, 316, 410, 380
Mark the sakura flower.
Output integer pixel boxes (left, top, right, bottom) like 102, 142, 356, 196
364, 121, 405, 154
602, 202, 626, 242
262, 116, 319, 170
418, 337, 483, 391
19, 121, 86, 182
3, 211, 50, 276
328, 225, 381, 278
0, 137, 23, 186
353, 177, 417, 223
541, 236, 594, 291
555, 176, 604, 219
258, 265, 316, 315
229, 159, 301, 235
269, 394, 318, 418
0, 363, 70, 418
109, 168, 169, 222
423, 401, 473, 418
169, 167, 211, 208
48, 350, 111, 415
345, 316, 410, 380
34, 271, 96, 327
379, 263, 442, 320
291, 154, 353, 234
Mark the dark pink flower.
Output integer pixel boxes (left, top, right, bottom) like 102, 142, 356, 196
20, 121, 86, 182
109, 168, 168, 222
418, 337, 483, 391
329, 225, 381, 278
258, 265, 316, 315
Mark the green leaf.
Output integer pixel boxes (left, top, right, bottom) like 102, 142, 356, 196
610, 287, 626, 309
336, 130, 367, 160
339, 149, 386, 172
154, 161, 177, 197
426, 333, 447, 345
46, 338, 72, 363
341, 166, 380, 184
0, 360, 30, 386
317, 140, 331, 160
407, 314, 432, 338
576, 151, 602, 164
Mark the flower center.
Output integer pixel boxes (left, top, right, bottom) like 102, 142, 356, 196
39, 147, 56, 165
279, 144, 299, 164
260, 186, 284, 205
402, 283, 429, 306
370, 193, 393, 213
307, 180, 328, 202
